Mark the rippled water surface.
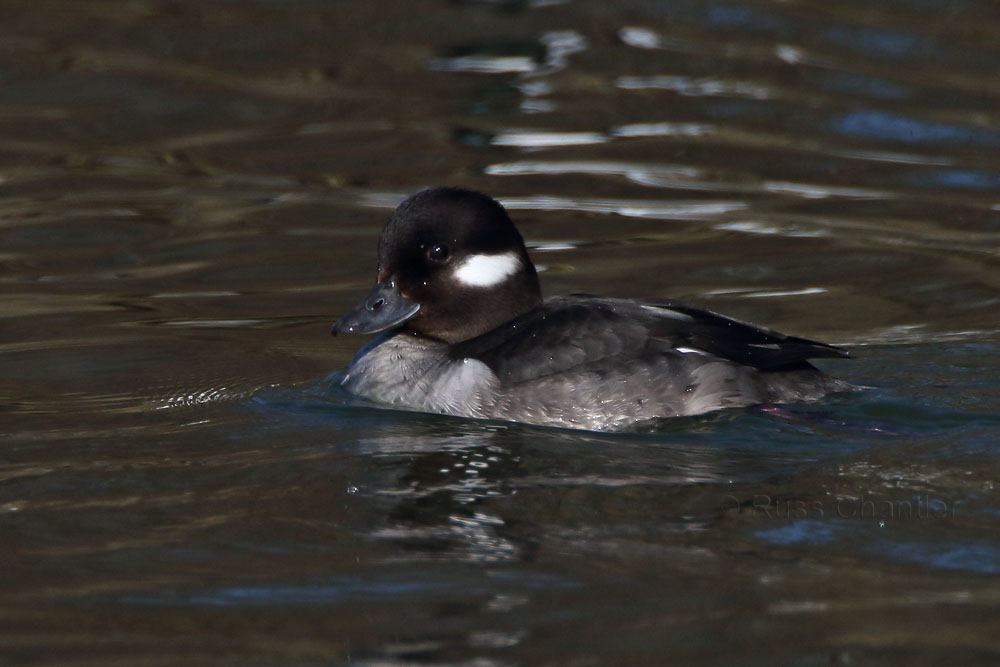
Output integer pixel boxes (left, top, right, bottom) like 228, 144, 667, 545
2, 0, 999, 664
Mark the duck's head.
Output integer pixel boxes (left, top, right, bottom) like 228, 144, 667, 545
332, 187, 542, 344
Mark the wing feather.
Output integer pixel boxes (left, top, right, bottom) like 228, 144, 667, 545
448, 295, 849, 384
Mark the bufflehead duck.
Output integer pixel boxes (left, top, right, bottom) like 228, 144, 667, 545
332, 187, 851, 430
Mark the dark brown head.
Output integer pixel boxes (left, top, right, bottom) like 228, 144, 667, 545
332, 188, 542, 344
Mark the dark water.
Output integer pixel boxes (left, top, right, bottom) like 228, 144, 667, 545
2, 0, 1000, 664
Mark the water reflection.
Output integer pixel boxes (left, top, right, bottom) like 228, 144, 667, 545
500, 195, 748, 219
825, 23, 936, 60
904, 167, 1000, 191
255, 382, 919, 571
830, 110, 1000, 146
617, 75, 773, 100
618, 26, 680, 51
609, 122, 714, 137
756, 519, 1000, 575
429, 30, 586, 80
813, 71, 912, 101
489, 130, 608, 147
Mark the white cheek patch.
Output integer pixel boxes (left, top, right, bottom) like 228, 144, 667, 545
453, 252, 522, 288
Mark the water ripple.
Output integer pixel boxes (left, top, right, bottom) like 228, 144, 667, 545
617, 75, 773, 100
830, 110, 1000, 146
500, 195, 748, 219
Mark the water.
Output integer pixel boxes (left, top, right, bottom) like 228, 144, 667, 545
2, 0, 999, 664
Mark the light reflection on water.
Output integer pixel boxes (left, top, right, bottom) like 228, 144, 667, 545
2, 0, 1000, 664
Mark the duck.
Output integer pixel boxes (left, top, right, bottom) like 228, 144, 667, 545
331, 187, 852, 431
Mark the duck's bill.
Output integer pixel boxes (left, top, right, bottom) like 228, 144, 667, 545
331, 277, 420, 335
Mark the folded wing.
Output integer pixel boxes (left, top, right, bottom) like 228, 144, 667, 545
449, 295, 849, 385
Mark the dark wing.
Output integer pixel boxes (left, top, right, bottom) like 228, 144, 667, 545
448, 296, 650, 384
635, 298, 850, 370
448, 295, 850, 384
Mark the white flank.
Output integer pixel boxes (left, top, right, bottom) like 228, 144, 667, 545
453, 252, 521, 288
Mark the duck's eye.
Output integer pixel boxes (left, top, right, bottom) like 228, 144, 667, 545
427, 244, 450, 262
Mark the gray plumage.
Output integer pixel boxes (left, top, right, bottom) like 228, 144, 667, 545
339, 294, 851, 431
